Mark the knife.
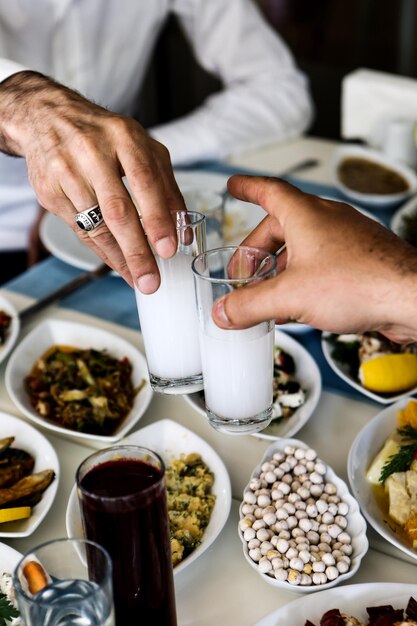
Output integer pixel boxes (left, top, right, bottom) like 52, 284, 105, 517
19, 263, 112, 323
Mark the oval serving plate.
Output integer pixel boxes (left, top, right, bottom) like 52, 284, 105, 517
253, 582, 417, 625
5, 318, 153, 447
321, 332, 417, 405
348, 397, 417, 563
239, 437, 368, 594
0, 411, 59, 538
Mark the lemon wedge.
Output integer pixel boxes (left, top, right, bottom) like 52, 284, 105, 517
359, 353, 417, 393
0, 506, 31, 524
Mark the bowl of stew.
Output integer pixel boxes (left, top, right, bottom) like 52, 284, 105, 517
331, 145, 417, 209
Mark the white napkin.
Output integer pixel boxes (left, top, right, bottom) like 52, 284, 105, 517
341, 68, 417, 146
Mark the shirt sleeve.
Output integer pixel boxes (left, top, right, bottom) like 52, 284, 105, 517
0, 58, 28, 83
149, 0, 314, 165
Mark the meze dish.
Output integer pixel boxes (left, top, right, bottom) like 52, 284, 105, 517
66, 419, 232, 575
305, 595, 417, 626
331, 144, 417, 209
0, 310, 11, 346
0, 295, 20, 366
5, 319, 153, 445
366, 398, 417, 551
322, 331, 417, 403
24, 345, 145, 437
239, 439, 367, 593
0, 413, 59, 538
0, 437, 55, 526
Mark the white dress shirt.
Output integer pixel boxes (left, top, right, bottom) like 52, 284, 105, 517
0, 0, 313, 250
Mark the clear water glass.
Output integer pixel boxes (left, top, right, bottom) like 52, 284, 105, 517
14, 538, 114, 626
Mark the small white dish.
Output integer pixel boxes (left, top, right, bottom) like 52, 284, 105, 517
348, 397, 417, 562
0, 411, 59, 537
5, 319, 153, 446
0, 294, 20, 365
331, 144, 417, 209
321, 332, 417, 404
184, 328, 322, 441
239, 438, 368, 594
391, 193, 417, 245
66, 419, 232, 576
253, 582, 417, 625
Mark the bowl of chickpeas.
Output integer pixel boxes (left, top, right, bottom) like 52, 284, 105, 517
238, 438, 368, 593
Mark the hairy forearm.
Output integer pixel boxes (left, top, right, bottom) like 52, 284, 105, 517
0, 70, 103, 157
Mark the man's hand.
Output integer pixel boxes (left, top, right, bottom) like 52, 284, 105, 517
212, 175, 417, 344
0, 71, 185, 292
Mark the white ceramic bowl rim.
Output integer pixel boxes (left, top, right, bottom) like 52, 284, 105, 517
239, 437, 368, 593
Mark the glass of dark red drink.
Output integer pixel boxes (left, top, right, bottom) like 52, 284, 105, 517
76, 445, 177, 626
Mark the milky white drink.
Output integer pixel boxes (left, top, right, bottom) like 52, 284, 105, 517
135, 251, 202, 392
200, 320, 274, 422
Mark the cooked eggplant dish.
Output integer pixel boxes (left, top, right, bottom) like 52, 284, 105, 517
24, 346, 144, 436
0, 436, 55, 518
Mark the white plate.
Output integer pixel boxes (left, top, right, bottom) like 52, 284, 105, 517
39, 171, 229, 271
0, 541, 23, 573
39, 170, 269, 270
391, 193, 417, 244
240, 438, 368, 594
321, 332, 417, 404
184, 328, 322, 441
253, 582, 417, 625
348, 397, 417, 562
0, 411, 59, 537
0, 294, 20, 365
66, 418, 232, 576
5, 319, 153, 446
40, 213, 109, 273
331, 144, 417, 209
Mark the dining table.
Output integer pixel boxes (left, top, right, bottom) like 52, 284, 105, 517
1, 135, 416, 626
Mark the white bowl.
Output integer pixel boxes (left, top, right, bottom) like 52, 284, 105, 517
331, 145, 417, 209
184, 328, 322, 441
66, 419, 232, 576
0, 294, 20, 365
321, 332, 417, 404
5, 319, 153, 446
348, 397, 417, 562
253, 582, 417, 626
0, 411, 59, 537
239, 438, 368, 593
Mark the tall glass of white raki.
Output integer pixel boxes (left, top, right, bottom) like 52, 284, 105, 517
135, 210, 206, 394
192, 246, 277, 434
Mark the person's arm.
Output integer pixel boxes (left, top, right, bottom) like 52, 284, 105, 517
0, 69, 185, 292
212, 175, 417, 345
150, 0, 313, 165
